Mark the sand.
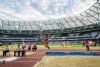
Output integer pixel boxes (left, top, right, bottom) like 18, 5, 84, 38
34, 56, 100, 67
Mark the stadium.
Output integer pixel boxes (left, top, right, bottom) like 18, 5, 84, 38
0, 0, 100, 67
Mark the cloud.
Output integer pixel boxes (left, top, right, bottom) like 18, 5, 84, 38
0, 0, 96, 21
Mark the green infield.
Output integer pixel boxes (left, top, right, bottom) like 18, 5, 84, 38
0, 44, 100, 49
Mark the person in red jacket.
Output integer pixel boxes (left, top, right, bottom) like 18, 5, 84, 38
32, 44, 37, 52
28, 45, 31, 51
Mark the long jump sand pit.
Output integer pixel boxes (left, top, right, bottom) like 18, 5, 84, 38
34, 56, 100, 67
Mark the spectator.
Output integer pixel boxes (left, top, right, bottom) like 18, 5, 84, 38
22, 45, 26, 49
28, 45, 31, 51
22, 48, 26, 56
14, 47, 21, 56
86, 44, 89, 51
3, 47, 9, 56
32, 44, 37, 52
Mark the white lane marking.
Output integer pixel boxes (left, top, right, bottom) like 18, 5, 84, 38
0, 57, 18, 61
18, 57, 42, 58
0, 60, 39, 62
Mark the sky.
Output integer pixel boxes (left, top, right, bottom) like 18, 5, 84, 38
0, 0, 96, 21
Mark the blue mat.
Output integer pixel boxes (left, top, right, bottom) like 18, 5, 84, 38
46, 52, 100, 56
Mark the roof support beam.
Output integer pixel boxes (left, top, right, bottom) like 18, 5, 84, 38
89, 9, 100, 15
24, 21, 27, 31
44, 22, 49, 30
85, 12, 99, 21
93, 6, 100, 9
69, 17, 78, 27
59, 19, 66, 30
8, 21, 10, 31
49, 21, 55, 30
64, 18, 72, 28
75, 16, 86, 26
80, 14, 94, 25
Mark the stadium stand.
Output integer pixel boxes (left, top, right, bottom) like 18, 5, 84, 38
0, 0, 99, 46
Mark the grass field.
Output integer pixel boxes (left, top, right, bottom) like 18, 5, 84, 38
0, 44, 100, 49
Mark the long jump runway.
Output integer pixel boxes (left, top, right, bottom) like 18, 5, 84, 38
0, 48, 100, 67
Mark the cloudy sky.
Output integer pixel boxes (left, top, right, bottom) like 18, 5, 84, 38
0, 0, 96, 21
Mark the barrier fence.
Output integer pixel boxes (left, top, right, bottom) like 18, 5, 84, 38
46, 51, 100, 56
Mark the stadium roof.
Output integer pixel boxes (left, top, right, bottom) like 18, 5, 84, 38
0, 0, 100, 31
